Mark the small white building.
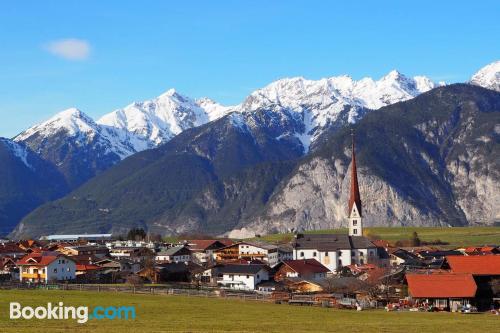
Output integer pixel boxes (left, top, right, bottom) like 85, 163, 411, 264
155, 246, 191, 263
16, 252, 76, 283
218, 264, 270, 291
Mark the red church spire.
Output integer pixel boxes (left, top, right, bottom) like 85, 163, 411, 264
348, 130, 362, 217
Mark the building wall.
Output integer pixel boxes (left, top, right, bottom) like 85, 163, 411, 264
220, 269, 269, 290
293, 247, 377, 272
46, 259, 76, 281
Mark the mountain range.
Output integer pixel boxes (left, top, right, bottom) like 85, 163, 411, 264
2, 60, 500, 238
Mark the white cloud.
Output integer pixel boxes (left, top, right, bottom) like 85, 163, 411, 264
44, 38, 91, 60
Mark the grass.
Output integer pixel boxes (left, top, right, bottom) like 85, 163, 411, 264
0, 290, 499, 333
256, 226, 500, 248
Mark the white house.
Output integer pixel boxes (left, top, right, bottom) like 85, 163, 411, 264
16, 252, 76, 283
155, 246, 191, 263
218, 264, 270, 291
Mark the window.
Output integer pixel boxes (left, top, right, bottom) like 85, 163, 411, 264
257, 274, 260, 279
338, 251, 342, 256
325, 252, 329, 257
353, 220, 357, 226
53, 268, 57, 273
300, 252, 304, 257
338, 259, 342, 266
246, 275, 249, 278
313, 252, 317, 257
360, 252, 364, 256
351, 251, 355, 256
353, 229, 358, 235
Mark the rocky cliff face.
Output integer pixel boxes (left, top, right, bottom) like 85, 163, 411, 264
230, 85, 500, 237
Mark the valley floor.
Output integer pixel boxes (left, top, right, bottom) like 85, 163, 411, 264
257, 226, 500, 247
0, 290, 499, 333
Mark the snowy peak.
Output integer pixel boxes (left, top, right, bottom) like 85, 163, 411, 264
15, 107, 98, 142
241, 70, 439, 112
97, 89, 232, 150
470, 60, 500, 92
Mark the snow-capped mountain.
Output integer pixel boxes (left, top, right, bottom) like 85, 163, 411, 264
15, 107, 135, 159
97, 89, 231, 152
470, 60, 500, 92
237, 71, 441, 150
14, 108, 136, 188
13, 69, 441, 187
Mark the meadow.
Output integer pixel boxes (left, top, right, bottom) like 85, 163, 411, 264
0, 290, 499, 333
256, 226, 500, 247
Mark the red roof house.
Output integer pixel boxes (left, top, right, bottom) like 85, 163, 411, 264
275, 259, 329, 281
446, 255, 500, 276
406, 273, 477, 299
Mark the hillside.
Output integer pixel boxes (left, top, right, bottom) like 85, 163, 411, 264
0, 138, 68, 236
10, 84, 500, 238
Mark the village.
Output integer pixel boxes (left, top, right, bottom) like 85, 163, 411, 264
0, 136, 499, 315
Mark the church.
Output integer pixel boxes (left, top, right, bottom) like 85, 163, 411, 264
291, 133, 379, 272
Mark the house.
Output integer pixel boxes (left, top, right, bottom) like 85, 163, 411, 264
217, 264, 270, 290
461, 246, 500, 256
406, 273, 477, 311
292, 234, 378, 272
275, 259, 329, 282
0, 242, 26, 259
57, 245, 109, 258
16, 251, 76, 283
186, 240, 228, 263
109, 247, 154, 262
199, 264, 224, 285
155, 246, 191, 263
444, 255, 500, 276
388, 248, 422, 267
444, 255, 500, 310
215, 241, 281, 267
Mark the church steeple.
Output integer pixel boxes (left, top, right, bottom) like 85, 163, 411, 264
348, 130, 363, 236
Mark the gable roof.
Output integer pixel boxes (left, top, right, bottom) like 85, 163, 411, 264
283, 259, 329, 275
186, 240, 226, 251
218, 264, 269, 275
16, 251, 74, 266
157, 246, 191, 256
446, 255, 500, 275
406, 273, 477, 298
293, 234, 376, 251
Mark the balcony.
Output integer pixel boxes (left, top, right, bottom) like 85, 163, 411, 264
21, 273, 46, 279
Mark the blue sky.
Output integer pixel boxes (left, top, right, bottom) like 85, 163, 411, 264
0, 1, 498, 137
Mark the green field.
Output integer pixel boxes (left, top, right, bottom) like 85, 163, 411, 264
0, 290, 499, 333
257, 227, 500, 247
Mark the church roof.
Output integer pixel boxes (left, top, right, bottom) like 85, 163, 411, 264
348, 133, 362, 217
292, 234, 376, 251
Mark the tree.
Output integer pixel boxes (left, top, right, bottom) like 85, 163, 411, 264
410, 232, 421, 247
127, 228, 146, 241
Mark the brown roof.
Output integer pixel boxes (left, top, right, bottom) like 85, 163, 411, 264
406, 273, 477, 298
16, 251, 74, 266
283, 259, 329, 275
348, 133, 362, 217
446, 255, 500, 275
186, 240, 226, 251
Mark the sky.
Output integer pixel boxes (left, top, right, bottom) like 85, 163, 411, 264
0, 0, 498, 137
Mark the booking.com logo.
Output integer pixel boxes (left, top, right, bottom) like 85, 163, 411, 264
10, 302, 136, 324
